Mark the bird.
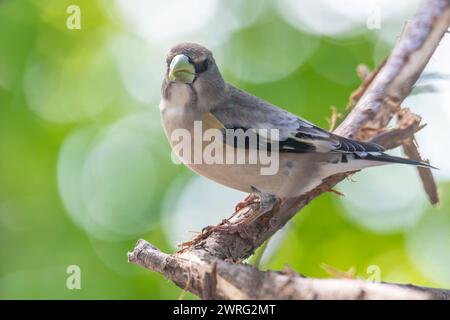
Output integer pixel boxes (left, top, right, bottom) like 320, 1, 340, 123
160, 43, 434, 232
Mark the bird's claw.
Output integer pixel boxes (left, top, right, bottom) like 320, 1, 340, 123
178, 190, 278, 251
234, 193, 258, 212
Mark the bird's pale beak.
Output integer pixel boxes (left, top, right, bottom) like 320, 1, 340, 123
168, 54, 195, 84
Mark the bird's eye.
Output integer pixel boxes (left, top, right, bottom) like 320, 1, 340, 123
194, 59, 209, 74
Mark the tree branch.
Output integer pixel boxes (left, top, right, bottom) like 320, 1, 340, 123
129, 0, 450, 299
129, 239, 450, 300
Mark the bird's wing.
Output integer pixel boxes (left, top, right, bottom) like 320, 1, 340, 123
210, 87, 384, 154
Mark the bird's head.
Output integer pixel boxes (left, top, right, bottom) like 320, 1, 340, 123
162, 43, 226, 112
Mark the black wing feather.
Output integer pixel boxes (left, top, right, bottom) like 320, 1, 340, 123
210, 86, 385, 154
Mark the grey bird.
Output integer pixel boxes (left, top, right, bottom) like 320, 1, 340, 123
160, 43, 433, 230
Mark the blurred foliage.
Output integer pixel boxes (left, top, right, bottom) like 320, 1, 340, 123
0, 0, 449, 299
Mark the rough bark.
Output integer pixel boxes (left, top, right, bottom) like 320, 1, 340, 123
129, 240, 450, 300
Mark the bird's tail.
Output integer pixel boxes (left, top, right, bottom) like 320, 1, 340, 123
356, 152, 437, 169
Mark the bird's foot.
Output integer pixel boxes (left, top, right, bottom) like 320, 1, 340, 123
202, 189, 278, 238
323, 181, 345, 197
346, 174, 357, 183
177, 188, 278, 250
199, 207, 260, 239
177, 218, 237, 251
328, 188, 345, 197
234, 193, 259, 212
202, 221, 247, 236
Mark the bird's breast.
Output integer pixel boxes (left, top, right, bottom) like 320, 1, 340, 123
160, 82, 192, 111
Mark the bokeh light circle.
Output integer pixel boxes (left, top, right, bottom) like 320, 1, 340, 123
337, 163, 428, 233
24, 38, 122, 123
114, 0, 219, 45
161, 175, 245, 246
58, 111, 164, 241
406, 198, 450, 287
219, 19, 319, 83
277, 0, 421, 37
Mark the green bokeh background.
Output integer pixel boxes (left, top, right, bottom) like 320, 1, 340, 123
1, 0, 449, 299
